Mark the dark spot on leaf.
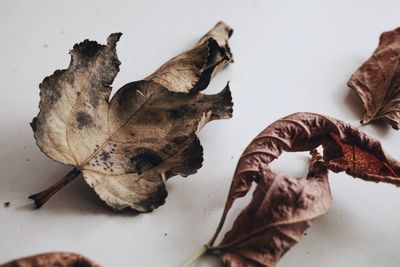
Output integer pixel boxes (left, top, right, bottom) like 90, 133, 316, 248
73, 39, 102, 59
191, 39, 221, 92
163, 144, 173, 153
170, 137, 203, 177
72, 257, 97, 267
129, 148, 163, 174
137, 185, 168, 211
99, 151, 110, 161
30, 117, 38, 132
165, 144, 172, 150
89, 92, 100, 108
164, 170, 174, 179
173, 135, 188, 145
76, 111, 94, 129
169, 105, 196, 119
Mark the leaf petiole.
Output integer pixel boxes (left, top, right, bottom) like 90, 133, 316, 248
180, 244, 209, 267
28, 167, 81, 208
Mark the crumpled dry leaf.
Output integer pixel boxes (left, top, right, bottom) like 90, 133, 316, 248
204, 112, 400, 267
30, 21, 234, 212
0, 252, 99, 267
348, 27, 400, 129
218, 152, 331, 267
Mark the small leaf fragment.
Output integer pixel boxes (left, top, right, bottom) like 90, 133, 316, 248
348, 27, 400, 129
0, 252, 99, 267
31, 22, 234, 212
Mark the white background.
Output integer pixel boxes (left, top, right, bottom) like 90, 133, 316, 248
1, 1, 400, 266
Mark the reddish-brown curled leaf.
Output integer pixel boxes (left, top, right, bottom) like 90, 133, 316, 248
0, 252, 99, 267
209, 112, 400, 267
348, 27, 400, 129
224, 113, 400, 211
218, 152, 332, 267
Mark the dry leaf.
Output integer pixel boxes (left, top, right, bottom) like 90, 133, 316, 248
0, 252, 99, 267
30, 21, 234, 212
219, 113, 400, 219
348, 27, 400, 129
217, 152, 331, 267
182, 113, 400, 267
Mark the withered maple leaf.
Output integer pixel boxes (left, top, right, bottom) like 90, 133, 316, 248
0, 252, 99, 267
348, 27, 400, 129
181, 113, 400, 267
30, 21, 234, 212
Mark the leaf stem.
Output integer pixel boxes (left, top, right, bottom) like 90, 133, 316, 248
208, 211, 228, 246
28, 167, 81, 208
180, 245, 208, 267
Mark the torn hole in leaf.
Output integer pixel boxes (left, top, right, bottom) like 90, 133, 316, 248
269, 151, 311, 179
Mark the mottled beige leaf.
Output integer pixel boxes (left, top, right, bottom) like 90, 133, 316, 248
31, 22, 234, 212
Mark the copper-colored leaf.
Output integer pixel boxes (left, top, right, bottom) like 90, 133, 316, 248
0, 252, 99, 267
30, 21, 234, 212
205, 113, 400, 267
348, 27, 400, 129
218, 153, 331, 267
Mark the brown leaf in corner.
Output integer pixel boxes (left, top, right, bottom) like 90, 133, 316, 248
348, 27, 400, 129
0, 252, 99, 267
207, 113, 400, 267
30, 22, 234, 212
